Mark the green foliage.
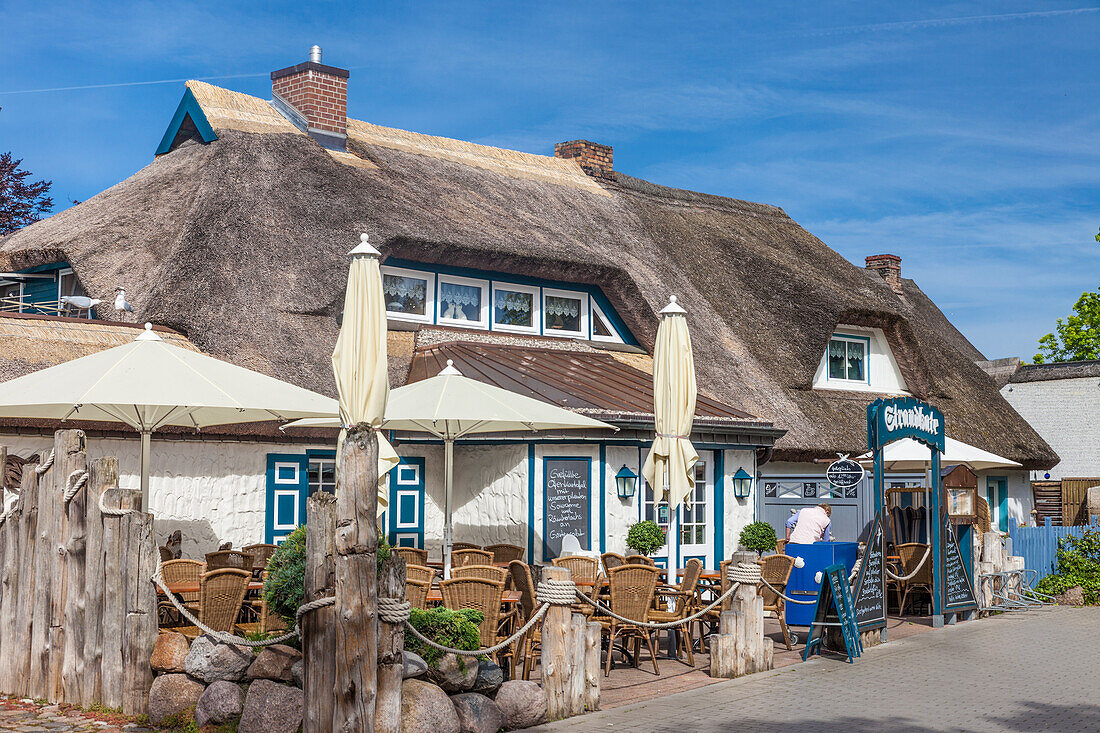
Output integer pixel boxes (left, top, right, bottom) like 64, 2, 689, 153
404, 606, 484, 668
626, 520, 667, 556
1034, 288, 1100, 364
1035, 527, 1100, 604
739, 521, 778, 555
264, 526, 306, 629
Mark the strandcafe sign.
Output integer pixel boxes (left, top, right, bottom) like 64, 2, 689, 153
868, 396, 945, 452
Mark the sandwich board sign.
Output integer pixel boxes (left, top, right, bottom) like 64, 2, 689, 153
851, 511, 887, 631
802, 563, 863, 663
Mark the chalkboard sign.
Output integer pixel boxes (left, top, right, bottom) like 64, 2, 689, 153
826, 458, 865, 489
802, 563, 863, 663
852, 511, 886, 630
941, 507, 977, 611
542, 457, 591, 560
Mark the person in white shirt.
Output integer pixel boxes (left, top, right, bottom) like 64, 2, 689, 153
786, 503, 832, 544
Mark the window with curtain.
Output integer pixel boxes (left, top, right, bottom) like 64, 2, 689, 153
545, 294, 582, 333
383, 272, 429, 316
439, 280, 483, 322
827, 335, 867, 382
493, 288, 534, 328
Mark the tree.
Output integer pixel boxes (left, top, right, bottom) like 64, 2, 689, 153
0, 153, 53, 236
1034, 288, 1100, 364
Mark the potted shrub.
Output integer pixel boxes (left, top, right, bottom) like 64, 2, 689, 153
739, 521, 778, 557
626, 520, 667, 557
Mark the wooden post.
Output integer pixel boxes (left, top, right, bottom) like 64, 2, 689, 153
82, 458, 117, 708
541, 566, 572, 721
568, 613, 586, 716
334, 427, 379, 733
304, 492, 337, 733
584, 621, 601, 712
0, 465, 26, 695
375, 552, 406, 733
122, 500, 156, 716
46, 431, 85, 702
709, 610, 737, 678
101, 487, 140, 710
62, 437, 89, 704
733, 582, 763, 677
10, 461, 40, 698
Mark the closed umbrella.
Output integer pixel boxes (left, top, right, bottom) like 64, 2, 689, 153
643, 295, 699, 508
0, 323, 339, 507
856, 436, 1022, 472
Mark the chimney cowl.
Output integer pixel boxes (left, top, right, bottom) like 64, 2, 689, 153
554, 140, 615, 181
865, 254, 903, 293
309, 45, 322, 63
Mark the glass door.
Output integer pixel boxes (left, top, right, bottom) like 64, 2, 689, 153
679, 460, 714, 568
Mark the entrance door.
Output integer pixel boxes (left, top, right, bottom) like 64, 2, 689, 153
388, 457, 425, 548
641, 456, 714, 568
987, 477, 1008, 532
265, 454, 309, 544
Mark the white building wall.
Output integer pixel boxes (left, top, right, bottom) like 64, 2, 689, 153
1002, 377, 1100, 481
724, 449, 757, 555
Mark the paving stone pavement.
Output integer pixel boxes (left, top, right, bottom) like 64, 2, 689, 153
0, 700, 150, 732
531, 606, 1100, 732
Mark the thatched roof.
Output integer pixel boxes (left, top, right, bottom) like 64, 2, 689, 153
1009, 359, 1100, 384
0, 81, 1057, 469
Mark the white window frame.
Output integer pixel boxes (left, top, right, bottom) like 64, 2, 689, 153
437, 274, 489, 329
541, 287, 588, 339
308, 456, 337, 496
381, 266, 436, 324
826, 333, 870, 385
57, 267, 76, 301
0, 280, 23, 313
589, 299, 623, 343
491, 281, 541, 335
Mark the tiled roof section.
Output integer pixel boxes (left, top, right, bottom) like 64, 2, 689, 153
406, 340, 756, 421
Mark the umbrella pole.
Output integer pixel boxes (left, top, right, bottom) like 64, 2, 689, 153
443, 437, 454, 579
140, 429, 152, 511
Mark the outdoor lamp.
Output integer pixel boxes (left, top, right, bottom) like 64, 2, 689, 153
732, 468, 753, 499
615, 464, 639, 500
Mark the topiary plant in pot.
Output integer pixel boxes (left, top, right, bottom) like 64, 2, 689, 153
626, 520, 667, 557
739, 520, 778, 557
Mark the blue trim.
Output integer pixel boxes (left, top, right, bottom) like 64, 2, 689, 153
388, 456, 425, 548
265, 453, 309, 544
527, 444, 536, 563
541, 456, 593, 561
599, 443, 607, 554
394, 436, 762, 451
827, 333, 872, 386
987, 476, 1009, 533
156, 88, 217, 155
305, 448, 336, 459
714, 449, 725, 562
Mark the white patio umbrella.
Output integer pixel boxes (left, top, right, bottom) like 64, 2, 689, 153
0, 323, 339, 507
856, 436, 1022, 472
643, 295, 699, 508
286, 359, 616, 577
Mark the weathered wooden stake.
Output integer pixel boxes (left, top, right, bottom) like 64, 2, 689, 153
709, 610, 737, 678
48, 431, 85, 702
568, 613, 586, 716
122, 502, 157, 716
583, 620, 601, 712
29, 438, 57, 700
334, 427, 380, 732
62, 438, 89, 704
375, 552, 406, 733
541, 566, 572, 720
11, 459, 40, 698
100, 487, 137, 710
82, 458, 117, 707
304, 492, 337, 733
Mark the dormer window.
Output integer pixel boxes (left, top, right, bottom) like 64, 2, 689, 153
438, 275, 488, 328
814, 326, 908, 394
543, 289, 587, 337
492, 283, 539, 333
382, 267, 434, 324
828, 334, 868, 384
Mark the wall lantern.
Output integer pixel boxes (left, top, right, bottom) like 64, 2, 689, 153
615, 464, 639, 500
732, 468, 753, 499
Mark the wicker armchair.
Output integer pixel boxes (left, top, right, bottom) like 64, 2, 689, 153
205, 550, 254, 572
509, 561, 541, 680
406, 578, 432, 610
897, 543, 933, 614
650, 558, 702, 665
175, 568, 251, 641
601, 552, 626, 572
757, 554, 796, 649
625, 554, 655, 566
159, 559, 204, 624
485, 543, 524, 563
452, 542, 481, 552
452, 549, 494, 568
453, 564, 508, 584
394, 547, 429, 566
552, 556, 598, 585
601, 564, 660, 676
405, 564, 437, 585
701, 558, 735, 651
440, 577, 514, 667
242, 544, 279, 572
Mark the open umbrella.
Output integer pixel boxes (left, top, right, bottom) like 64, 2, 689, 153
0, 323, 339, 507
856, 436, 1022, 471
286, 359, 616, 576
643, 295, 699, 508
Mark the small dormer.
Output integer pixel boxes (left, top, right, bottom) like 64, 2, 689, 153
813, 325, 908, 394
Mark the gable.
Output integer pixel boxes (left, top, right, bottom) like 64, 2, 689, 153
156, 88, 217, 155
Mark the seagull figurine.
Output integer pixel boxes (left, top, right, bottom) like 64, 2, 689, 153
114, 288, 134, 313
60, 295, 101, 312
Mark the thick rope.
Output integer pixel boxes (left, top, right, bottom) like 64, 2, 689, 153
99, 489, 138, 517
574, 576, 746, 629
62, 470, 89, 505
884, 546, 931, 581
406, 603, 550, 657
758, 576, 818, 605
537, 578, 579, 606
378, 597, 412, 624
34, 450, 55, 475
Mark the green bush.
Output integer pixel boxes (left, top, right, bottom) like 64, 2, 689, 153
1036, 527, 1100, 604
739, 521, 777, 556
626, 520, 667, 556
405, 606, 483, 669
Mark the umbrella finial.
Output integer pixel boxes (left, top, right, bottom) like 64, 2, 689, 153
659, 294, 687, 315
438, 359, 462, 376
349, 232, 381, 258
135, 322, 162, 342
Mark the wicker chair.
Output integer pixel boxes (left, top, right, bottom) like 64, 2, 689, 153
452, 549, 494, 568
508, 561, 541, 680
406, 578, 432, 610
159, 559, 203, 624
625, 554, 655, 566
757, 554, 796, 649
452, 542, 481, 552
405, 564, 437, 585
650, 558, 702, 665
601, 564, 661, 676
242, 544, 279, 572
484, 543, 524, 563
601, 552, 626, 572
175, 568, 251, 641
453, 564, 508, 584
552, 556, 598, 585
896, 543, 933, 614
394, 547, 429, 566
701, 558, 735, 651
775, 539, 788, 555
440, 577, 514, 667
205, 550, 254, 572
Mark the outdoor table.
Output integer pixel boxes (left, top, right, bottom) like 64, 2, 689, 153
162, 581, 264, 595
426, 589, 522, 604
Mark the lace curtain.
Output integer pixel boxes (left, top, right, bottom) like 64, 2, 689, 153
440, 282, 481, 308
494, 290, 532, 313
545, 295, 580, 318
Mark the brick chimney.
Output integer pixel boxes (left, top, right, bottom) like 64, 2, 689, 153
271, 45, 349, 151
554, 140, 615, 181
865, 254, 903, 293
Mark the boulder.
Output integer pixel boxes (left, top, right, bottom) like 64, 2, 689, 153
291, 659, 304, 688
451, 692, 506, 733
1057, 586, 1086, 606
184, 635, 252, 683
247, 644, 302, 682
147, 673, 204, 725
401, 679, 460, 733
403, 651, 429, 679
470, 660, 503, 695
495, 680, 548, 729
238, 679, 303, 733
427, 653, 478, 692
194, 680, 244, 727
150, 631, 190, 674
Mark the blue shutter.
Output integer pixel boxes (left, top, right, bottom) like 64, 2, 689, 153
266, 454, 310, 544
388, 457, 425, 548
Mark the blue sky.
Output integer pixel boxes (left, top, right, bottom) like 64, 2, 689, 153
1, 1, 1097, 360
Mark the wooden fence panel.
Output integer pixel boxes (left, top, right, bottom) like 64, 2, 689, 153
1061, 478, 1100, 527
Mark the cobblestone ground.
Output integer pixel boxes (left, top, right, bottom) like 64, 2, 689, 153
0, 699, 151, 732
532, 606, 1100, 732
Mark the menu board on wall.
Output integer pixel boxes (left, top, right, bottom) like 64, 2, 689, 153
542, 457, 591, 560
852, 511, 886, 630
942, 508, 978, 610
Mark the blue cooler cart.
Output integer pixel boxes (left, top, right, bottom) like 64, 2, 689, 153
784, 541, 860, 627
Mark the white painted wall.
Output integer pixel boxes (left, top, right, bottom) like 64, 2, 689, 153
724, 449, 757, 555
812, 325, 909, 394
1002, 377, 1100, 481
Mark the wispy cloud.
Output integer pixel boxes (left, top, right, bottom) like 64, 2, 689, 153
798, 7, 1100, 37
